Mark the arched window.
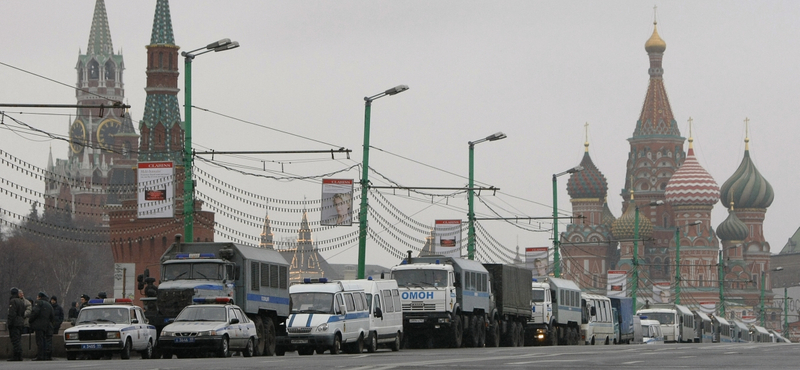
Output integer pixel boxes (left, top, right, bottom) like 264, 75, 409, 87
159, 52, 163, 68
105, 60, 115, 80
88, 60, 99, 79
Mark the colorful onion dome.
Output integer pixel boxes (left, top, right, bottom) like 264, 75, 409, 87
601, 198, 616, 226
719, 135, 774, 209
612, 192, 653, 240
567, 141, 608, 199
716, 201, 749, 242
664, 139, 719, 206
645, 22, 666, 53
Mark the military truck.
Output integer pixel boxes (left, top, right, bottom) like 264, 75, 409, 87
526, 277, 582, 346
139, 235, 289, 356
390, 252, 531, 348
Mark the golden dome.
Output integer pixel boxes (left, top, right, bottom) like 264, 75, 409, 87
645, 22, 666, 53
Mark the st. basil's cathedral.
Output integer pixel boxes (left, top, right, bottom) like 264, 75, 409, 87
560, 20, 778, 326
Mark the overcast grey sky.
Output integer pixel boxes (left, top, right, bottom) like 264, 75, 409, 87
1, 1, 798, 268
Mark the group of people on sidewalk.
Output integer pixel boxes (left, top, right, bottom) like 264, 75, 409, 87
6, 287, 67, 362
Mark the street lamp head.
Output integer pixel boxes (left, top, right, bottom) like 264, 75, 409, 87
567, 165, 584, 174
206, 38, 232, 50
773, 267, 784, 272
650, 200, 665, 206
486, 132, 507, 141
213, 41, 240, 52
385, 85, 409, 96
688, 221, 702, 226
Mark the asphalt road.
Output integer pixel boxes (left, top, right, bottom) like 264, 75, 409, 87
1, 342, 796, 369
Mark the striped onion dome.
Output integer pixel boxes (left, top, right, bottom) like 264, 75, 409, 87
719, 147, 773, 210
665, 146, 719, 206
611, 193, 653, 240
716, 202, 748, 242
567, 150, 608, 200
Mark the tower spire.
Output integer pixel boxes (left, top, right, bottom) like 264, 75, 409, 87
151, 0, 176, 45
87, 0, 114, 56
688, 116, 694, 149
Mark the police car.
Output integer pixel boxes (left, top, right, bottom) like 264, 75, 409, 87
276, 278, 371, 355
157, 298, 258, 358
63, 298, 157, 360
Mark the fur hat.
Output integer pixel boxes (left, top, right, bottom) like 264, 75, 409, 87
10, 287, 19, 296
97, 292, 107, 299
50, 296, 58, 302
81, 294, 90, 301
37, 292, 48, 299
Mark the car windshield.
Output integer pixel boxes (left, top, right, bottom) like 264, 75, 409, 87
392, 269, 447, 287
162, 262, 224, 281
76, 308, 129, 324
641, 312, 674, 325
175, 306, 227, 322
290, 293, 334, 314
532, 289, 546, 302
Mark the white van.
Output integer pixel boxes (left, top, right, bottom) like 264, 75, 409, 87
277, 278, 370, 355
350, 279, 403, 352
581, 293, 615, 345
641, 319, 664, 344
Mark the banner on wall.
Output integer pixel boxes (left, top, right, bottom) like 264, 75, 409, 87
320, 179, 354, 226
607, 270, 627, 297
137, 161, 175, 219
434, 220, 462, 257
525, 247, 550, 277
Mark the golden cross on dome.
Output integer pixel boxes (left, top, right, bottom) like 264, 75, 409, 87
653, 4, 658, 25
687, 117, 694, 148
744, 117, 750, 150
584, 122, 590, 152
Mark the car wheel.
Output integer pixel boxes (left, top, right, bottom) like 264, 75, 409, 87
367, 331, 378, 353
390, 331, 401, 352
330, 334, 342, 355
140, 340, 153, 359
243, 337, 255, 358
120, 338, 132, 360
217, 336, 230, 358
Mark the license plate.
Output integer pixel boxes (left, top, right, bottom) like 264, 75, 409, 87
174, 337, 195, 343
81, 344, 102, 349
409, 319, 425, 323
291, 339, 308, 344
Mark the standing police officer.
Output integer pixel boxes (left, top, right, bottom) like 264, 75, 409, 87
6, 287, 25, 361
29, 292, 54, 361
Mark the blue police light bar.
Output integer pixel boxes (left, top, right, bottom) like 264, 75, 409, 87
435, 260, 440, 264
532, 278, 538, 282
303, 278, 329, 284
176, 253, 215, 259
192, 297, 232, 304
88, 298, 133, 305
367, 276, 373, 280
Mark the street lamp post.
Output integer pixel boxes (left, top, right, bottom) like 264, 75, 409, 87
552, 166, 583, 277
785, 285, 789, 338
761, 266, 783, 327
467, 132, 507, 261
718, 243, 743, 318
357, 85, 409, 279
674, 221, 702, 305
181, 38, 240, 242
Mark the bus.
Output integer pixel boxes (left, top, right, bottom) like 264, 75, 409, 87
580, 293, 614, 345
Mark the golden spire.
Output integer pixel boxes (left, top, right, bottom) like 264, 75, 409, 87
687, 117, 694, 149
744, 117, 750, 150
584, 122, 590, 152
630, 176, 635, 201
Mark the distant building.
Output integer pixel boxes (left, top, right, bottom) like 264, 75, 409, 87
560, 19, 779, 329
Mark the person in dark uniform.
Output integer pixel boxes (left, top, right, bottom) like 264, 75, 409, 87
6, 287, 26, 362
50, 296, 64, 335
29, 292, 55, 361
68, 301, 78, 324
78, 294, 90, 311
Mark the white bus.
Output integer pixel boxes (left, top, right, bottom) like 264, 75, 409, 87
636, 304, 694, 343
580, 293, 614, 345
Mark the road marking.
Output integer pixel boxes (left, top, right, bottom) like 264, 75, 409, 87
506, 360, 580, 365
